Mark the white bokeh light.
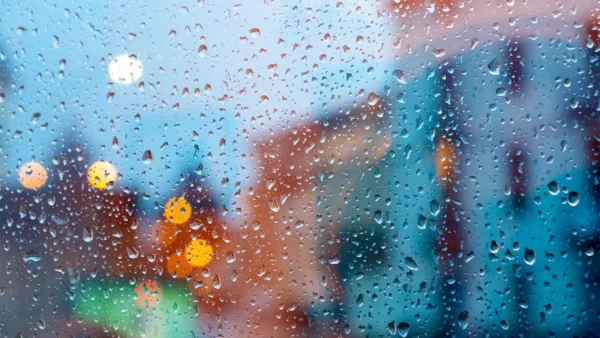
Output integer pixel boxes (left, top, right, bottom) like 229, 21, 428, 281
108, 54, 143, 84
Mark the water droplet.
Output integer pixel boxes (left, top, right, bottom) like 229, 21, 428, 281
127, 247, 139, 259
547, 181, 559, 195
393, 70, 407, 84
490, 240, 500, 254
213, 274, 221, 289
328, 253, 340, 265
198, 44, 208, 57
83, 227, 94, 243
374, 210, 383, 224
518, 298, 529, 309
567, 191, 579, 206
429, 199, 440, 216
356, 293, 364, 307
249, 28, 261, 38
367, 92, 380, 106
226, 251, 236, 263
23, 251, 41, 262
488, 58, 501, 75
142, 150, 153, 164
458, 311, 469, 329
524, 248, 536, 265
417, 214, 427, 230
585, 245, 595, 257
405, 257, 419, 271
398, 322, 410, 337
433, 48, 446, 58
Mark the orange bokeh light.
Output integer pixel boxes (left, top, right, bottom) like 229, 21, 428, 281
18, 162, 48, 190
435, 138, 456, 187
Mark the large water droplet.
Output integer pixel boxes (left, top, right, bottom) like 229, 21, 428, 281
387, 321, 396, 335
83, 227, 94, 243
490, 240, 500, 254
405, 257, 419, 271
142, 150, 153, 164
524, 248, 536, 265
374, 210, 383, 224
127, 247, 139, 259
367, 92, 380, 106
488, 58, 500, 75
458, 311, 469, 329
429, 199, 440, 216
398, 322, 410, 337
226, 251, 236, 263
567, 191, 580, 206
547, 181, 560, 195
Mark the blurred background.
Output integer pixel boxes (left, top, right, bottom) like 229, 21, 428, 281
1, 0, 600, 336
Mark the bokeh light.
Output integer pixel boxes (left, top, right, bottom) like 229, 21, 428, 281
18, 161, 48, 190
87, 161, 117, 189
108, 54, 143, 84
135, 281, 162, 308
185, 239, 214, 268
435, 138, 456, 187
164, 197, 192, 224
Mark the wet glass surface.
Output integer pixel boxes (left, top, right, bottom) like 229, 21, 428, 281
1, 0, 600, 336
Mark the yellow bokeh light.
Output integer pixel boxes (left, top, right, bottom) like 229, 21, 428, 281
108, 54, 143, 84
87, 161, 117, 189
186, 239, 214, 268
164, 197, 192, 224
18, 162, 47, 189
